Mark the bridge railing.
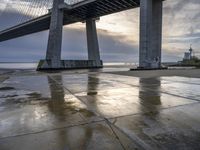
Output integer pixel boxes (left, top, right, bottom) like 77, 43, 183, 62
0, 0, 89, 32
0, 0, 54, 31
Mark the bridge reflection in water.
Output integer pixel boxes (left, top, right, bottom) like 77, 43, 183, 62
0, 71, 200, 149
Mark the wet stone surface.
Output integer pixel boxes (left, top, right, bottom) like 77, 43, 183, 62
0, 71, 200, 150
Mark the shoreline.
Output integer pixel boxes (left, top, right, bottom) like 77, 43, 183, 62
1, 66, 200, 78
108, 68, 200, 78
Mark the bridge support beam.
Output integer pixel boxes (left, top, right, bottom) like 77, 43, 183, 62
37, 0, 64, 70
37, 2, 103, 70
139, 0, 163, 69
37, 14, 103, 70
86, 18, 103, 68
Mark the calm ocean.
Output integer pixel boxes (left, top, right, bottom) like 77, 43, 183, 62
0, 62, 137, 70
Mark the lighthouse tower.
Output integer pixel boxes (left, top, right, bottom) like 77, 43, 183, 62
189, 44, 193, 59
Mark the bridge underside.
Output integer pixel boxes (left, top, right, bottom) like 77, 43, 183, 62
0, 0, 164, 70
0, 0, 140, 42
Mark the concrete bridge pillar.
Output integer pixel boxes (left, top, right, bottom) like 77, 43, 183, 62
37, 3, 102, 70
139, 0, 163, 69
37, 0, 64, 70
86, 18, 102, 67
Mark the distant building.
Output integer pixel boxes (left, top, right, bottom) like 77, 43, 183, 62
184, 52, 191, 60
183, 45, 193, 61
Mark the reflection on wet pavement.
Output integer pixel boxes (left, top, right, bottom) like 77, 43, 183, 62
0, 72, 200, 150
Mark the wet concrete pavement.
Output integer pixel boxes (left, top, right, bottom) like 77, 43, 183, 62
0, 70, 200, 150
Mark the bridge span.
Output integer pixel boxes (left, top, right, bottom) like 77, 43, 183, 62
0, 0, 164, 70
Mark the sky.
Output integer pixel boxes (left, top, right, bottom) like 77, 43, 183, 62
0, 0, 200, 63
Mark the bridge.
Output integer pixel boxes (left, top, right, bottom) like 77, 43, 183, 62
0, 0, 164, 70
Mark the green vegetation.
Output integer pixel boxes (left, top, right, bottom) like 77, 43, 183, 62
181, 56, 200, 67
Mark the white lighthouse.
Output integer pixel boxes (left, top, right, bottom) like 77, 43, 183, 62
183, 45, 193, 60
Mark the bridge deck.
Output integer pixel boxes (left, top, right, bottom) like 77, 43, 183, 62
0, 0, 140, 42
